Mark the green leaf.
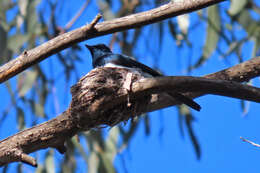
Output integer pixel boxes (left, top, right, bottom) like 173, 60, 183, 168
185, 114, 201, 160
17, 0, 28, 28
71, 136, 88, 162
44, 150, 55, 173
228, 0, 248, 16
98, 151, 116, 173
25, 0, 42, 34
16, 106, 25, 130
119, 120, 139, 149
35, 164, 44, 173
192, 5, 220, 70
105, 126, 119, 160
34, 102, 45, 117
236, 10, 260, 37
88, 150, 99, 173
144, 115, 150, 136
97, 0, 115, 20
168, 20, 177, 37
0, 24, 7, 63
17, 70, 38, 97
178, 106, 201, 159
0, 0, 13, 19
7, 34, 29, 53
252, 38, 260, 58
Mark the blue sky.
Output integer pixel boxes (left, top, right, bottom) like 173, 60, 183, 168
1, 0, 260, 172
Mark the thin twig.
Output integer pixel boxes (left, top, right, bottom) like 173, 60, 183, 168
65, 0, 91, 30
240, 137, 260, 148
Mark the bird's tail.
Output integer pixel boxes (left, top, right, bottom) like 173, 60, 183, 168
169, 92, 201, 111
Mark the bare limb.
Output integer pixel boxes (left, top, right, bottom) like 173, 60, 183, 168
0, 0, 226, 83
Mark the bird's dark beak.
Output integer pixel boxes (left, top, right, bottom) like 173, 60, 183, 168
85, 44, 94, 57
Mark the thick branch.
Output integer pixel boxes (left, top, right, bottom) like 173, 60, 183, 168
133, 77, 260, 103
146, 56, 260, 112
1, 65, 260, 166
0, 0, 226, 83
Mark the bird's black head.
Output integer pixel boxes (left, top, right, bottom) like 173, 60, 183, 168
85, 44, 112, 59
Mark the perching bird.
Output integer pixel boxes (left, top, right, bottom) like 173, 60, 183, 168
85, 44, 201, 111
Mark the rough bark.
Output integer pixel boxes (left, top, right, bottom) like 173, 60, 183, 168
1, 63, 260, 166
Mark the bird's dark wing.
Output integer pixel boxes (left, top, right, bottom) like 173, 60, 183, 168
112, 54, 162, 77
105, 54, 201, 111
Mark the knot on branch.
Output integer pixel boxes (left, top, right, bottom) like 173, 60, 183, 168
69, 67, 151, 129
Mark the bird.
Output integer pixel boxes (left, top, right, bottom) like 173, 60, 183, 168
85, 44, 201, 111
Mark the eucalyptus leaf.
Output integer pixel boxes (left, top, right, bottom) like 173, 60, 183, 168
97, 0, 115, 20
88, 150, 99, 173
0, 24, 7, 63
192, 5, 220, 70
105, 127, 119, 160
16, 106, 25, 130
17, 70, 38, 97
7, 34, 29, 53
34, 102, 45, 117
228, 0, 248, 16
44, 150, 55, 173
236, 10, 259, 37
17, 0, 28, 28
98, 151, 116, 173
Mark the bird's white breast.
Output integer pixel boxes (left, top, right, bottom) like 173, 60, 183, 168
104, 63, 153, 77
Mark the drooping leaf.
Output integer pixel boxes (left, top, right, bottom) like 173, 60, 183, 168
17, 0, 28, 29
235, 10, 259, 37
119, 120, 139, 149
7, 34, 29, 53
71, 136, 88, 162
178, 105, 201, 159
44, 150, 55, 173
16, 106, 25, 130
157, 22, 164, 53
25, 0, 42, 35
88, 149, 99, 173
98, 0, 115, 20
61, 139, 77, 173
105, 126, 119, 160
168, 19, 176, 35
253, 38, 260, 57
34, 102, 45, 117
144, 115, 151, 136
17, 70, 38, 97
192, 5, 220, 70
0, 24, 7, 64
228, 0, 248, 16
98, 151, 116, 173
185, 114, 201, 160
35, 164, 44, 173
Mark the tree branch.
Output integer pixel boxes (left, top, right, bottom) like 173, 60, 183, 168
0, 0, 226, 83
145, 56, 260, 112
1, 63, 260, 166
